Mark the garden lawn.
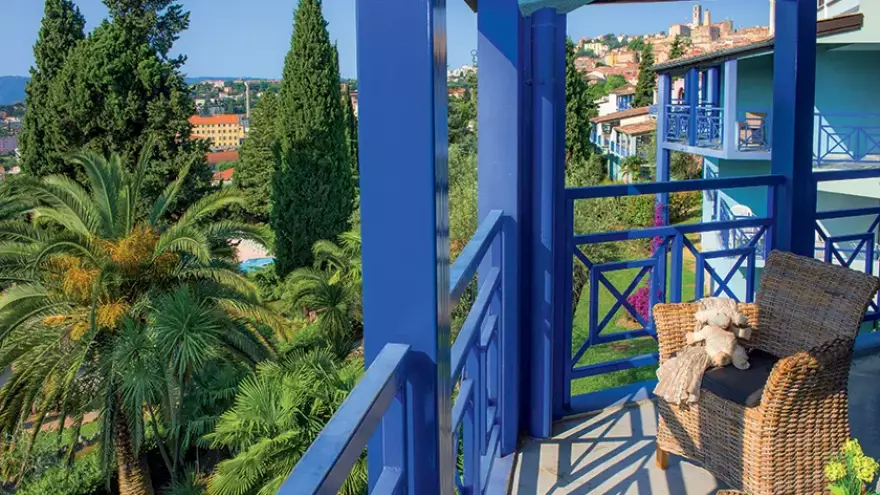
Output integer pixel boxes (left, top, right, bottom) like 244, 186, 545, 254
570, 228, 701, 397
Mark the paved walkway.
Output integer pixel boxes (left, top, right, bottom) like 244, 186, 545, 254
509, 353, 880, 494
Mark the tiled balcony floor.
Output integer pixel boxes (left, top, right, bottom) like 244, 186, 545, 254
509, 352, 880, 495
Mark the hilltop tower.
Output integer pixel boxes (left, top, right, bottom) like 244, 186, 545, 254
704, 9, 711, 26
769, 0, 776, 35
692, 4, 703, 27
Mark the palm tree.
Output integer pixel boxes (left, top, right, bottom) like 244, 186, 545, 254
620, 155, 646, 183
0, 141, 278, 494
284, 231, 362, 341
205, 347, 365, 495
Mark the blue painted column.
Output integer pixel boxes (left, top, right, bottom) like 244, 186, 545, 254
707, 66, 720, 106
686, 68, 699, 146
722, 60, 739, 153
477, 0, 523, 456
529, 7, 562, 439
551, 11, 567, 422
655, 72, 671, 302
357, 0, 453, 492
771, 0, 818, 256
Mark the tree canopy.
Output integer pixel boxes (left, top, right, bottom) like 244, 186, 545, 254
565, 37, 598, 165
273, 0, 355, 277
670, 35, 686, 59
236, 91, 278, 223
19, 0, 85, 180
633, 43, 656, 107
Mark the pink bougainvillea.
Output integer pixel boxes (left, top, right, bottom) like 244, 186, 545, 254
651, 202, 665, 254
627, 286, 662, 323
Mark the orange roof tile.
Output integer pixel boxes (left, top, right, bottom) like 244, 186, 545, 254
591, 106, 651, 124
212, 168, 234, 183
206, 150, 239, 165
614, 122, 656, 136
189, 114, 241, 126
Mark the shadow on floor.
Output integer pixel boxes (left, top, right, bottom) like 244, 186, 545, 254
510, 354, 880, 495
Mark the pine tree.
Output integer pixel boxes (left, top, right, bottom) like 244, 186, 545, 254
342, 86, 359, 178
565, 37, 598, 166
235, 92, 278, 223
633, 43, 656, 107
273, 0, 355, 276
670, 35, 685, 59
19, 0, 85, 178
40, 0, 212, 212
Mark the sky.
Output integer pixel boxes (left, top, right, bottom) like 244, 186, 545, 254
1, 0, 770, 80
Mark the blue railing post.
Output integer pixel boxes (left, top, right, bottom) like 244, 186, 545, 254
357, 0, 453, 492
707, 66, 720, 107
551, 9, 568, 423
476, 0, 523, 456
771, 0, 818, 256
655, 73, 671, 301
528, 7, 562, 439
686, 68, 699, 147
722, 60, 739, 153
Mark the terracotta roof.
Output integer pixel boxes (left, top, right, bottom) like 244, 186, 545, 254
189, 114, 241, 126
206, 150, 239, 165
212, 168, 234, 183
652, 13, 864, 73
615, 121, 656, 136
610, 84, 636, 96
591, 106, 651, 124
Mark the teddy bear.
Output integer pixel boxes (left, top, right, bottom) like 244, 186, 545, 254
685, 298, 753, 370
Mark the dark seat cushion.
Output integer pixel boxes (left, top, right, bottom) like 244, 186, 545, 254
702, 350, 779, 407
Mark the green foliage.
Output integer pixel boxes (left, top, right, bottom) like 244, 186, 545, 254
342, 86, 359, 178
633, 44, 656, 107
449, 144, 478, 258
566, 37, 598, 166
215, 161, 237, 172
620, 154, 648, 182
671, 151, 702, 180
206, 349, 366, 495
19, 0, 85, 180
566, 154, 607, 188
670, 35, 686, 59
448, 69, 478, 153
15, 450, 106, 495
235, 92, 278, 223
247, 264, 285, 301
669, 191, 702, 223
273, 0, 355, 276
628, 37, 646, 52
26, 0, 214, 214
0, 145, 276, 493
600, 33, 625, 50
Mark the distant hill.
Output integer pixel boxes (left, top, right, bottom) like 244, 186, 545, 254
184, 77, 268, 85
0, 77, 28, 105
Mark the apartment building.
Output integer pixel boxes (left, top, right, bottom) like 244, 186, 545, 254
189, 114, 245, 149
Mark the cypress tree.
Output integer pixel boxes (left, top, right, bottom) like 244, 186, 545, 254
633, 43, 656, 107
273, 0, 355, 276
235, 92, 278, 223
41, 0, 212, 212
565, 37, 598, 166
342, 86, 359, 178
19, 0, 85, 178
670, 35, 685, 59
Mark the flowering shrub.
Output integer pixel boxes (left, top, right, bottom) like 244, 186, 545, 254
824, 438, 880, 495
651, 202, 665, 254
626, 286, 662, 323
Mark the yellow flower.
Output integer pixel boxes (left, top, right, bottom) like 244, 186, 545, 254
853, 455, 879, 484
842, 439, 864, 458
825, 461, 847, 482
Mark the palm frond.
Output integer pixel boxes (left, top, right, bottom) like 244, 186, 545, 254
149, 162, 192, 227
176, 188, 245, 229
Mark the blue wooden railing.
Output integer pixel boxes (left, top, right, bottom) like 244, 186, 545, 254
561, 175, 784, 414
815, 112, 880, 166
737, 109, 772, 152
695, 105, 724, 148
285, 210, 511, 494
665, 103, 690, 143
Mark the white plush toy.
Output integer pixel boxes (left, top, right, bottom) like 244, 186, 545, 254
686, 298, 753, 370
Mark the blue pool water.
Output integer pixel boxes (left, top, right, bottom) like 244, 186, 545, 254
240, 257, 275, 272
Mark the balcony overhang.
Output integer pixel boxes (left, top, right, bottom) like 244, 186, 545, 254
463, 0, 683, 16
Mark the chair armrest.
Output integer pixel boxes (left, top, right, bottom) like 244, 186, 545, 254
759, 337, 854, 415
653, 303, 698, 363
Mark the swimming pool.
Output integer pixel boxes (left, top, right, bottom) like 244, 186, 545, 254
240, 257, 275, 272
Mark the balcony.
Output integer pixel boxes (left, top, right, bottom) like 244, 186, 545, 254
283, 1, 880, 494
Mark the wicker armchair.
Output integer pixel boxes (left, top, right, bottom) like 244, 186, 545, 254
654, 251, 880, 495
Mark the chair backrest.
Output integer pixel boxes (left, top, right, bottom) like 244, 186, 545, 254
752, 250, 880, 357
